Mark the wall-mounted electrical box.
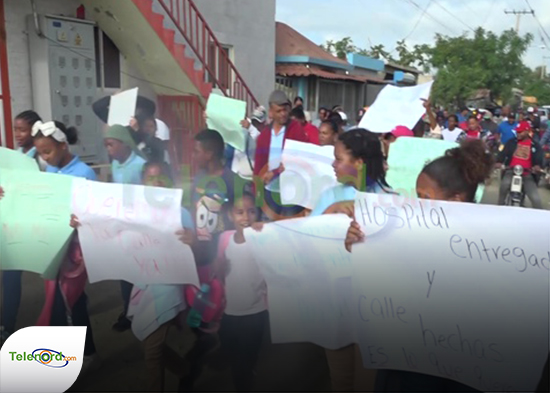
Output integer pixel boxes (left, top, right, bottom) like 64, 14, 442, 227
27, 14, 100, 163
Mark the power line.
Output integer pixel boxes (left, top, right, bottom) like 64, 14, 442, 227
504, 9, 534, 33
524, 0, 550, 43
480, 0, 498, 27
403, 0, 434, 41
402, 0, 457, 35
432, 0, 475, 32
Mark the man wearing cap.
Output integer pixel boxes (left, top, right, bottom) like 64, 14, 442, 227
496, 121, 543, 209
496, 113, 518, 145
480, 112, 498, 135
254, 90, 310, 219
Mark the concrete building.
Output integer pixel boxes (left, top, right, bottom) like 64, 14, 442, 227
0, 0, 275, 167
275, 22, 387, 122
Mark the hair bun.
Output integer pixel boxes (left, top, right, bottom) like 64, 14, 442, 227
452, 139, 494, 186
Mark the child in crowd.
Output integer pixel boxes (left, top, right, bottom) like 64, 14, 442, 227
0, 111, 47, 341
103, 124, 147, 331
318, 120, 339, 146
215, 192, 268, 392
310, 128, 395, 392
344, 139, 494, 392
30, 120, 99, 373
14, 110, 47, 170
180, 128, 241, 391
126, 161, 194, 392
130, 113, 167, 162
441, 114, 466, 143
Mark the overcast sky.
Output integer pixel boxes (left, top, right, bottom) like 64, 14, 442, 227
276, 0, 550, 70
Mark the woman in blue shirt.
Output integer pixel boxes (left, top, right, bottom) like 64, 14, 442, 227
32, 120, 99, 372
0, 111, 48, 341
310, 128, 394, 393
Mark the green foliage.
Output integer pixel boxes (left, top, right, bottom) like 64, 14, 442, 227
320, 29, 538, 107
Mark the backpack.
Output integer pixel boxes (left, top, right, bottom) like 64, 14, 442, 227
184, 230, 234, 333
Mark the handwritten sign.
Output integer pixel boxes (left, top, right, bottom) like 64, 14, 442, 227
108, 87, 138, 126
206, 94, 247, 152
71, 179, 199, 286
386, 137, 485, 202
0, 169, 73, 279
359, 81, 433, 133
351, 191, 549, 392
245, 215, 354, 349
0, 147, 39, 172
280, 140, 338, 209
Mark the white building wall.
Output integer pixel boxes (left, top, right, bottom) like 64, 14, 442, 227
192, 0, 276, 107
4, 0, 156, 124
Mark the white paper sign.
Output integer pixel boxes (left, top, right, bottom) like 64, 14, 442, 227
244, 215, 354, 349
352, 191, 549, 392
280, 140, 338, 209
359, 81, 434, 133
108, 88, 139, 126
71, 179, 199, 286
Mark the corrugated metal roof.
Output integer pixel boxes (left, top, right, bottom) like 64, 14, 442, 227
276, 64, 386, 83
276, 22, 349, 66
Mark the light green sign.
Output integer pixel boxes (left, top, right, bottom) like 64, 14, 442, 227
386, 138, 485, 202
0, 147, 39, 172
206, 93, 247, 152
0, 169, 74, 279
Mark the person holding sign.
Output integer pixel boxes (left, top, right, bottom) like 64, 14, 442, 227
310, 128, 394, 392
123, 161, 195, 392
0, 110, 47, 342
214, 192, 268, 393
103, 125, 147, 332
344, 140, 494, 392
31, 120, 100, 373
253, 90, 310, 220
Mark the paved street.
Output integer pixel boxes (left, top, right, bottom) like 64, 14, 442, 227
3, 180, 549, 392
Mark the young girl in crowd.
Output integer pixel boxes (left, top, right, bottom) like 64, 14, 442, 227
215, 192, 268, 392
318, 120, 339, 146
0, 111, 47, 341
441, 114, 466, 143
30, 120, 99, 373
127, 161, 194, 392
310, 128, 395, 392
344, 139, 494, 392
14, 110, 47, 170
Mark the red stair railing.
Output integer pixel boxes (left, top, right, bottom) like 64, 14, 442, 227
158, 0, 260, 110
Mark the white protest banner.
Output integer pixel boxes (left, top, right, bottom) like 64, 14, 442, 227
71, 179, 199, 286
352, 191, 549, 392
244, 215, 355, 349
386, 137, 485, 202
280, 140, 338, 209
108, 87, 139, 126
359, 81, 434, 133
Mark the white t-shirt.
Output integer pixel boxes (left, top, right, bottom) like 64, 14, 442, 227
224, 236, 267, 316
155, 119, 170, 141
441, 128, 464, 142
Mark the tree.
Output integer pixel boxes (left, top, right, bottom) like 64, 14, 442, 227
521, 67, 550, 104
320, 37, 357, 60
428, 28, 533, 107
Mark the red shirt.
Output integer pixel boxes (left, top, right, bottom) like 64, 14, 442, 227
510, 139, 533, 173
304, 123, 319, 145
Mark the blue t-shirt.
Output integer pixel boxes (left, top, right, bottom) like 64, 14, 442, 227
497, 121, 518, 145
180, 207, 194, 230
112, 151, 146, 185
46, 156, 96, 180
310, 181, 393, 217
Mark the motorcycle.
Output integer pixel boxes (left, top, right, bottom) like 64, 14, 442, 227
505, 165, 526, 207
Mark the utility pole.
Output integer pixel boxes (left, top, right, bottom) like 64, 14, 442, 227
504, 9, 534, 33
